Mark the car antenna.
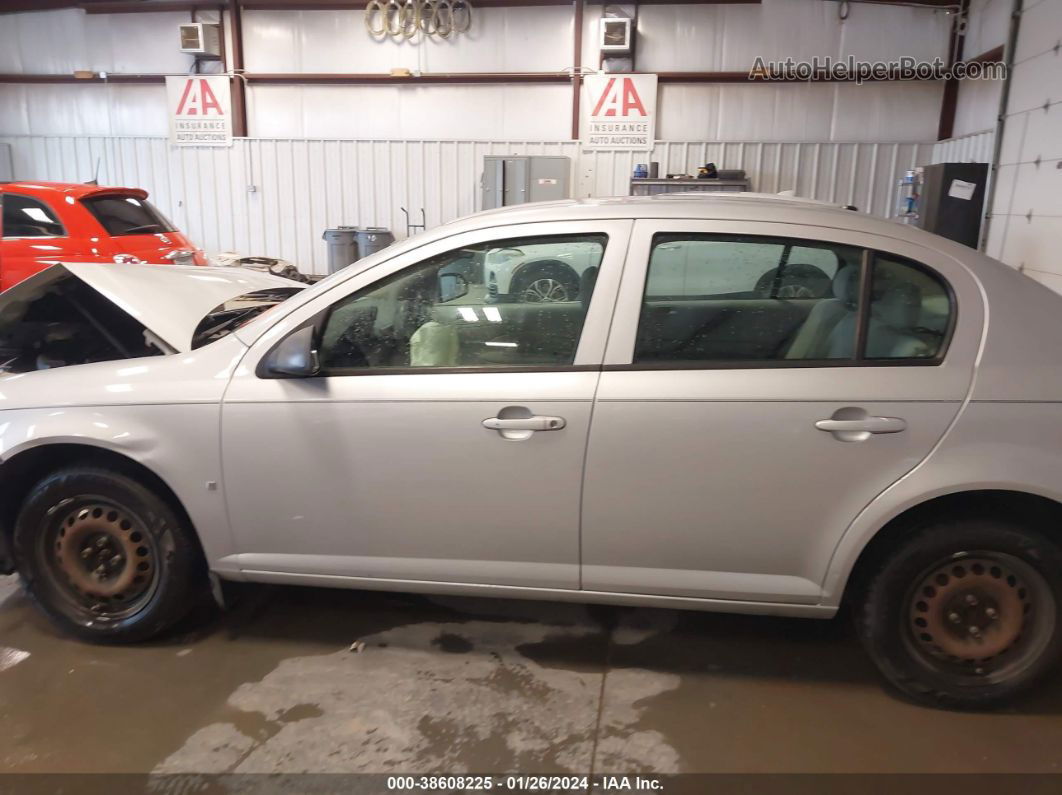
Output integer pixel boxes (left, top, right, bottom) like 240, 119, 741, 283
85, 156, 101, 186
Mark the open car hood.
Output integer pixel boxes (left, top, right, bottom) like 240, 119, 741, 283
0, 262, 305, 354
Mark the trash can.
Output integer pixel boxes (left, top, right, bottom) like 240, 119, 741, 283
356, 227, 395, 259
322, 226, 359, 274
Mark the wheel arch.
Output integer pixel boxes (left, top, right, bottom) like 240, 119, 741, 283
0, 442, 201, 574
838, 489, 1062, 610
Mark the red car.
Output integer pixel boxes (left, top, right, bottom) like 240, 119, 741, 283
0, 181, 206, 291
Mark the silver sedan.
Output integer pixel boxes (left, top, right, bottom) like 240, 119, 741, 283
1, 194, 1060, 710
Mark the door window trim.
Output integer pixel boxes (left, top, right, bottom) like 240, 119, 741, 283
250, 219, 634, 379
618, 231, 956, 371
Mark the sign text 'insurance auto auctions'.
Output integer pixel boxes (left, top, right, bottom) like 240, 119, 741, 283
582, 73, 657, 151
165, 76, 233, 147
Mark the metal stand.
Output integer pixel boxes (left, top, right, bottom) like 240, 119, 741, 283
401, 207, 426, 238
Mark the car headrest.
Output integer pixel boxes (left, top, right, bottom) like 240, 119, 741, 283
580, 266, 599, 309
873, 282, 922, 330
832, 266, 860, 307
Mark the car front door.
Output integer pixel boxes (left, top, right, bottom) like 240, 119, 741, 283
220, 219, 631, 590
580, 219, 982, 605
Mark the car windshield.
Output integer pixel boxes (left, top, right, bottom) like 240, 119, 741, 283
81, 195, 177, 236
191, 288, 303, 349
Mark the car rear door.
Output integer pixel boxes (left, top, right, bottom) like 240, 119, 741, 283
220, 219, 631, 590
580, 218, 982, 605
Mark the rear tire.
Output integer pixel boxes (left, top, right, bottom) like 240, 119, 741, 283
13, 465, 206, 643
859, 517, 1062, 709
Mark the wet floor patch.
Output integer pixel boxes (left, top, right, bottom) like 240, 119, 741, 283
5, 576, 1062, 774
154, 619, 618, 774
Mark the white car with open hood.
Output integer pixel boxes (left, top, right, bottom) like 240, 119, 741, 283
4, 194, 1062, 709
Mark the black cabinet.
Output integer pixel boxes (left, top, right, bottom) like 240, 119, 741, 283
917, 162, 989, 249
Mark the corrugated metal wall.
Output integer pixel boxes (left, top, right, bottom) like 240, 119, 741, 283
580, 140, 935, 219
931, 129, 996, 164
1, 134, 944, 273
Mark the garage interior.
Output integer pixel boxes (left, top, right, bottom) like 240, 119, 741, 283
2, 0, 1062, 786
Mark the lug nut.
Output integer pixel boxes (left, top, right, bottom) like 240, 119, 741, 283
81, 548, 94, 560
965, 594, 979, 607
985, 607, 998, 620
96, 538, 108, 549
948, 612, 962, 624
968, 625, 981, 638
109, 555, 123, 568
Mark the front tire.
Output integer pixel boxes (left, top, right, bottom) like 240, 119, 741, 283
13, 465, 206, 643
859, 518, 1062, 709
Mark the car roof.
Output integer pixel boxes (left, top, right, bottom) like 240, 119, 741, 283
443, 194, 909, 239
0, 181, 148, 200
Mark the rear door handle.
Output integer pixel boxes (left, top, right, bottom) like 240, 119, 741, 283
482, 416, 566, 432
816, 413, 906, 442
815, 417, 906, 434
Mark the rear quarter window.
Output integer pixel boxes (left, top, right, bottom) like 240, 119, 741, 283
81, 195, 176, 236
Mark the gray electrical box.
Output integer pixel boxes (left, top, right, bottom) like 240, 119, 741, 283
481, 156, 570, 210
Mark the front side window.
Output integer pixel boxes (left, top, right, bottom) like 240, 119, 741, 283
81, 195, 176, 236
2, 194, 65, 238
636, 234, 862, 364
318, 234, 607, 372
634, 233, 952, 366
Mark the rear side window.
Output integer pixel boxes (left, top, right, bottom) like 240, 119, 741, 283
2, 194, 65, 238
633, 233, 952, 366
865, 254, 951, 360
81, 195, 176, 236
636, 234, 861, 364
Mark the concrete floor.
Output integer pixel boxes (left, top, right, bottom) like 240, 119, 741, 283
3, 574, 1062, 776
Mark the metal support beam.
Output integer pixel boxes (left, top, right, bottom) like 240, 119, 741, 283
937, 0, 969, 140
229, 0, 248, 136
571, 0, 583, 140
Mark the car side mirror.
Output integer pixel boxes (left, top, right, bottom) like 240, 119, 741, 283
263, 324, 319, 378
439, 273, 470, 303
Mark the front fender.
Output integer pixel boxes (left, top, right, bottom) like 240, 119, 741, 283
0, 404, 237, 569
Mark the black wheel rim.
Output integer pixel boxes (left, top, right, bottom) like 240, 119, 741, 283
903, 550, 1056, 686
38, 496, 161, 624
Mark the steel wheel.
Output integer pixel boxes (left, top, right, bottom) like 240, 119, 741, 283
42, 497, 160, 622
904, 551, 1056, 686
520, 277, 570, 303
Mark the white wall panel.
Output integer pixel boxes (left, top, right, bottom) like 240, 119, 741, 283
931, 129, 995, 164
243, 7, 573, 74
985, 0, 1062, 284
951, 77, 1003, 138
640, 82, 943, 143
965, 0, 1009, 59
0, 84, 169, 137
601, 0, 950, 73
0, 9, 197, 75
829, 82, 945, 141
247, 84, 571, 140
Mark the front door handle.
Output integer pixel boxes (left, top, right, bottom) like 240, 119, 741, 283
482, 416, 566, 432
815, 409, 906, 442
